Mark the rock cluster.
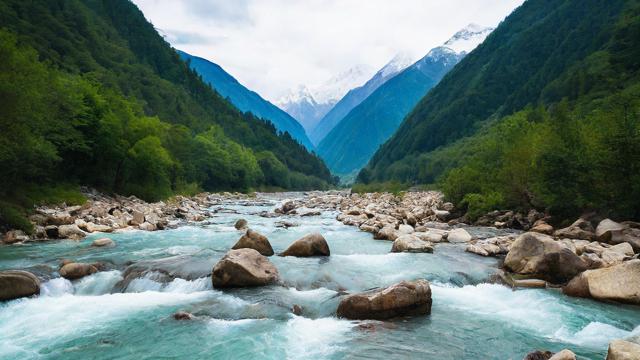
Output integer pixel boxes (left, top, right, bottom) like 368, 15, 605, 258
2, 189, 249, 244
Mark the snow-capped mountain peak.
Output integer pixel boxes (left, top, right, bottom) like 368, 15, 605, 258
312, 64, 374, 104
276, 85, 316, 107
443, 23, 494, 54
379, 52, 415, 78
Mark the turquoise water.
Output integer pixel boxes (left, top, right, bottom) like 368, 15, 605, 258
1, 195, 639, 359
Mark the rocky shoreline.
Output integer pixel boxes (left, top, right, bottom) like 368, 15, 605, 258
1, 189, 639, 359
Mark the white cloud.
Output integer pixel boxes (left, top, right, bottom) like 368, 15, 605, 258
133, 0, 525, 102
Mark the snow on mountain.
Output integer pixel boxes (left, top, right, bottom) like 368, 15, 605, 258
276, 64, 374, 132
442, 23, 494, 54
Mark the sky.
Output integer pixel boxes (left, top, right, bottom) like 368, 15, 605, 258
133, 0, 525, 102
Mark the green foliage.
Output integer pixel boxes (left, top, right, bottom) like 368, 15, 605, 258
0, 0, 337, 228
358, 0, 640, 221
0, 201, 34, 234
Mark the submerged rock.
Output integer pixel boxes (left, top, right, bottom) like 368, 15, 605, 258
92, 238, 115, 247
563, 259, 640, 304
606, 340, 640, 360
391, 235, 433, 253
523, 350, 554, 360
281, 233, 330, 257
234, 219, 248, 230
549, 349, 577, 360
59, 263, 98, 280
173, 311, 195, 320
212, 248, 279, 288
336, 279, 432, 320
0, 270, 40, 301
504, 232, 587, 283
232, 229, 274, 256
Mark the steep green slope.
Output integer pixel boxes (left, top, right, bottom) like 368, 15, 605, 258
317, 55, 457, 175
178, 50, 314, 150
0, 0, 335, 230
360, 0, 640, 220
363, 0, 627, 181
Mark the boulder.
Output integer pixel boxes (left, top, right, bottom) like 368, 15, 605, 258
549, 350, 576, 360
606, 340, 640, 360
47, 212, 74, 226
610, 228, 640, 253
414, 230, 445, 243
531, 220, 554, 235
234, 219, 248, 230
57, 224, 86, 240
596, 219, 626, 243
3, 230, 29, 244
92, 238, 115, 247
397, 224, 414, 234
336, 280, 432, 320
0, 270, 40, 301
59, 263, 98, 280
374, 225, 398, 241
466, 243, 502, 257
130, 210, 145, 226
281, 233, 330, 257
211, 248, 279, 288
554, 218, 595, 241
447, 228, 472, 243
85, 222, 113, 233
563, 260, 640, 304
504, 232, 587, 283
138, 222, 156, 231
601, 243, 634, 266
232, 229, 274, 256
391, 235, 434, 253
434, 210, 450, 221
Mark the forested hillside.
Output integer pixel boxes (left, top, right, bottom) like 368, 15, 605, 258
178, 51, 315, 150
0, 0, 335, 231
359, 0, 640, 221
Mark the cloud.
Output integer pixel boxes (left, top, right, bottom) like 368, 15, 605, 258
133, 0, 525, 102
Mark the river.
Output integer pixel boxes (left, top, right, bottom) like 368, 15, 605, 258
1, 193, 639, 359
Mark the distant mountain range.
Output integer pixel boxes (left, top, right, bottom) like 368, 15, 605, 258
178, 51, 314, 150
276, 65, 374, 132
309, 53, 414, 145
316, 24, 493, 175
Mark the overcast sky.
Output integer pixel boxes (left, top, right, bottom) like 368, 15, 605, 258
133, 0, 524, 102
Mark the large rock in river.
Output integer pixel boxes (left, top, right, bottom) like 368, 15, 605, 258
59, 263, 98, 280
391, 235, 433, 253
447, 228, 472, 243
563, 259, 640, 304
281, 233, 330, 257
232, 229, 274, 256
336, 279, 432, 320
606, 340, 640, 360
504, 232, 587, 283
212, 248, 279, 288
0, 270, 40, 301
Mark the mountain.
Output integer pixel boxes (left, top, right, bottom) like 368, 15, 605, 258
309, 53, 414, 145
0, 0, 335, 229
316, 24, 493, 175
276, 65, 374, 131
359, 0, 640, 220
178, 50, 314, 150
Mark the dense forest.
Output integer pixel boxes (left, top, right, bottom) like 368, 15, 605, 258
358, 0, 640, 222
0, 0, 336, 231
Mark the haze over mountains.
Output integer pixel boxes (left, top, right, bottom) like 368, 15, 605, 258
178, 50, 315, 150
276, 65, 374, 132
316, 24, 494, 176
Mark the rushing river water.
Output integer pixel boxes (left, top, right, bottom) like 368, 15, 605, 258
1, 194, 639, 359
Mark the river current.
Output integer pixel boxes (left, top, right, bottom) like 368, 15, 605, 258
1, 193, 639, 359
